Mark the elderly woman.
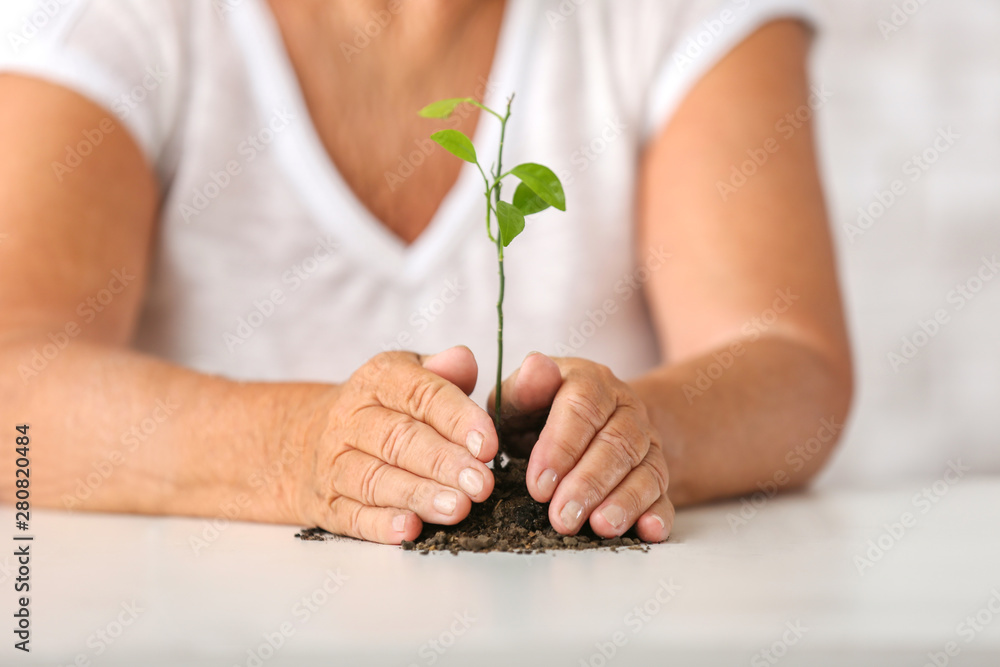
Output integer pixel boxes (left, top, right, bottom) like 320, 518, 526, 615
0, 0, 851, 544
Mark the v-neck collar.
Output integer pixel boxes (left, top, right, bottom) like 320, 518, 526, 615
229, 0, 535, 282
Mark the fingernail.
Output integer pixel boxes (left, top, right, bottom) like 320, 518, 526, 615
600, 504, 627, 531
536, 469, 558, 497
560, 500, 583, 529
466, 431, 484, 458
650, 513, 666, 536
459, 468, 484, 496
433, 490, 457, 515
392, 514, 407, 533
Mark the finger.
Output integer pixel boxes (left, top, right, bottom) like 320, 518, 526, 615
332, 449, 472, 525
524, 360, 618, 502
486, 352, 563, 458
352, 407, 494, 502
588, 451, 669, 538
421, 345, 479, 396
368, 351, 498, 462
318, 496, 422, 545
546, 405, 651, 534
488, 351, 563, 421
636, 494, 675, 543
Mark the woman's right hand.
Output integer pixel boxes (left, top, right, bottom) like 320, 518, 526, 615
287, 346, 498, 544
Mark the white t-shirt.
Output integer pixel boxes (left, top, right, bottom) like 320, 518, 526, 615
2, 0, 818, 406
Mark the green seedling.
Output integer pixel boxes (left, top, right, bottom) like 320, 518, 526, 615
418, 94, 566, 442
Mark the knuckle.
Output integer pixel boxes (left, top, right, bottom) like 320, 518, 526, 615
404, 377, 444, 418
616, 484, 647, 516
644, 456, 670, 495
426, 444, 453, 482
368, 351, 397, 373
624, 391, 650, 421
439, 407, 465, 443
404, 479, 431, 512
325, 449, 351, 500
572, 467, 613, 507
564, 391, 609, 430
362, 351, 411, 385
593, 362, 614, 382
380, 417, 418, 466
347, 502, 364, 538
357, 354, 385, 383
597, 422, 646, 470
360, 459, 388, 506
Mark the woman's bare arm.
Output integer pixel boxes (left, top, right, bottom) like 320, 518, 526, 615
633, 19, 853, 506
0, 76, 499, 543
489, 20, 852, 543
0, 75, 307, 521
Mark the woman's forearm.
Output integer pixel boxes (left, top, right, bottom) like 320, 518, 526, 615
0, 336, 327, 524
630, 335, 853, 507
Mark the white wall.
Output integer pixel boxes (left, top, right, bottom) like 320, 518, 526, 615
2, 0, 997, 485
812, 0, 1000, 486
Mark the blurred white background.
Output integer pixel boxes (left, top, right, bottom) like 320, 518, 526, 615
1, 0, 996, 486
812, 0, 1000, 486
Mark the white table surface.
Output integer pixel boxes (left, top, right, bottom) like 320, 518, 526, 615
3, 477, 1000, 666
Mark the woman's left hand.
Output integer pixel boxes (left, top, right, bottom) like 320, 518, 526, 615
489, 353, 673, 542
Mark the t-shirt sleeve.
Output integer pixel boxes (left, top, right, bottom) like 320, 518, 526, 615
0, 0, 185, 177
642, 0, 823, 143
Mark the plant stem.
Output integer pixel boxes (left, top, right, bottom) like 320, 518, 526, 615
495, 246, 505, 436
492, 95, 514, 440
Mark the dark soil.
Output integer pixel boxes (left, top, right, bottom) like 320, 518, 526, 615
297, 457, 650, 555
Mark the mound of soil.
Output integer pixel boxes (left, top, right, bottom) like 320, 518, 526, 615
297, 457, 650, 555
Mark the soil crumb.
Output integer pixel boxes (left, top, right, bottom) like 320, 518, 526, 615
296, 457, 651, 555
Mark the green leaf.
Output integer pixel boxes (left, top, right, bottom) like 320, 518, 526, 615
418, 98, 473, 119
512, 182, 551, 216
496, 201, 526, 247
430, 129, 478, 164
510, 163, 566, 212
